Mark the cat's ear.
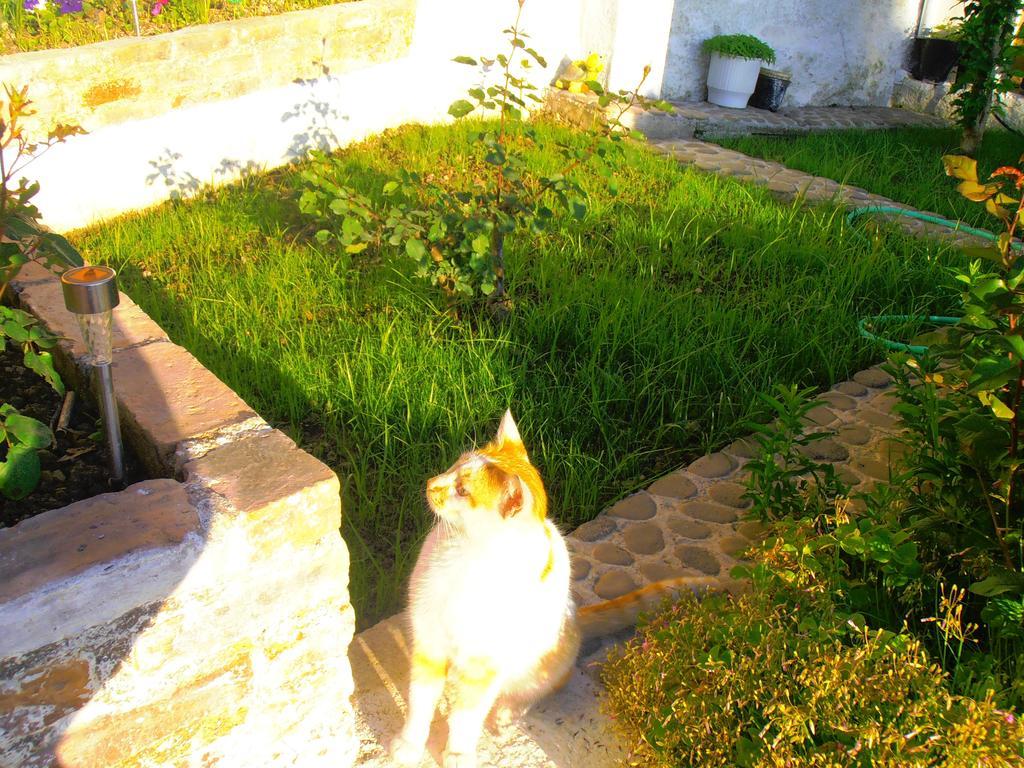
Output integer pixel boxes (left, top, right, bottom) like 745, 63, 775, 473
499, 477, 525, 518
496, 409, 523, 447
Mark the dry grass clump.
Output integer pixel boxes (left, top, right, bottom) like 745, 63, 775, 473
603, 589, 1023, 768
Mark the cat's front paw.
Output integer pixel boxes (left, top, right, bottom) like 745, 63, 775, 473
442, 750, 477, 768
388, 734, 424, 767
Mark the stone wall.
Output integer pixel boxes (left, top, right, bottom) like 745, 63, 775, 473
581, 0, 959, 107
0, 260, 356, 767
891, 74, 1024, 132
0, 0, 416, 136
11, 0, 585, 232
9, 0, 962, 232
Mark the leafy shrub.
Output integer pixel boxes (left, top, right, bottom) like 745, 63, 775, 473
602, 587, 1024, 768
0, 85, 84, 499
949, 0, 1022, 153
603, 382, 1022, 766
702, 34, 776, 64
298, 1, 671, 305
849, 153, 1024, 707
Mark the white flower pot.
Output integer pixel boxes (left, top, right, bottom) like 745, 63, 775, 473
706, 52, 763, 109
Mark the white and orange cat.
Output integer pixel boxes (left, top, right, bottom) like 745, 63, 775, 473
390, 410, 697, 768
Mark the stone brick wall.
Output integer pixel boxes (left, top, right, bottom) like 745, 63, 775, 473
0, 261, 356, 767
891, 74, 1024, 132
0, 0, 415, 135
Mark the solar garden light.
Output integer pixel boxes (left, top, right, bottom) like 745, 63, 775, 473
61, 265, 125, 485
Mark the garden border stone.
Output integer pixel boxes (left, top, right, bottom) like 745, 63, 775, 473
1, 261, 357, 767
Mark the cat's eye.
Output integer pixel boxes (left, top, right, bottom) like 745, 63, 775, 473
454, 480, 468, 497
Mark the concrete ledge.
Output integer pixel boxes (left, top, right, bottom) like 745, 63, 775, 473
891, 74, 1024, 133
0, 479, 197, 606
0, 0, 417, 135
0, 263, 357, 767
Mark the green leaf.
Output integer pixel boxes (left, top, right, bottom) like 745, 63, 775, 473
471, 234, 490, 256
570, 199, 587, 220
382, 181, 399, 195
0, 444, 42, 501
584, 80, 604, 95
524, 47, 547, 67
405, 238, 428, 262
968, 356, 1018, 393
3, 215, 40, 242
345, 242, 369, 254
452, 55, 477, 66
2, 319, 29, 342
970, 571, 1024, 597
5, 412, 53, 449
315, 229, 332, 244
448, 99, 475, 119
23, 349, 64, 396
979, 391, 1015, 420
342, 216, 364, 241
37, 232, 84, 268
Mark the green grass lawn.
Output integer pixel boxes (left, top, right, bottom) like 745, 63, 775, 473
75, 120, 957, 627
715, 127, 1024, 231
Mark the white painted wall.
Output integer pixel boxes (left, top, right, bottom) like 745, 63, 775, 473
23, 0, 584, 232
582, 0, 959, 107
19, 0, 958, 233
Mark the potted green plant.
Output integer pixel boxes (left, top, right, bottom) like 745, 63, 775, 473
910, 22, 962, 82
703, 33, 777, 109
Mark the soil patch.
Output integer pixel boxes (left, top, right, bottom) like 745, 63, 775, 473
1, 342, 145, 527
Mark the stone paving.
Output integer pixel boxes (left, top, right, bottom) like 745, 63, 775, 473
348, 365, 904, 767
648, 137, 991, 249
545, 88, 947, 142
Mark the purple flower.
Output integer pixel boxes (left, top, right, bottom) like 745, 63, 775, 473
57, 0, 83, 12
23, 0, 43, 11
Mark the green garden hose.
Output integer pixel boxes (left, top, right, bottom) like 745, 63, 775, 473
856, 314, 960, 355
845, 205, 1024, 250
846, 205, 1020, 353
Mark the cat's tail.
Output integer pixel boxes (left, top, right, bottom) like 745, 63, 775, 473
576, 574, 747, 640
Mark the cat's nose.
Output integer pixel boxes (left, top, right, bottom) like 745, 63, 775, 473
426, 479, 446, 507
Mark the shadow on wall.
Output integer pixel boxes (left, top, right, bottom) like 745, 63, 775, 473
282, 50, 352, 161
144, 51, 354, 201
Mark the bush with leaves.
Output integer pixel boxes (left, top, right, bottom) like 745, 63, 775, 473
950, 0, 1024, 154
603, 388, 1022, 765
0, 84, 85, 500
849, 152, 1024, 705
602, 585, 1024, 768
297, 0, 672, 306
702, 33, 776, 64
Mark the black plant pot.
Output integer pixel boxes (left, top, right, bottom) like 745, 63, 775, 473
749, 69, 791, 112
910, 37, 960, 82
